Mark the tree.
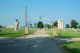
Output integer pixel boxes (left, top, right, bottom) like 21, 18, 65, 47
0, 25, 3, 28
66, 24, 70, 28
37, 21, 44, 28
71, 20, 79, 28
30, 24, 32, 27
45, 24, 51, 29
53, 21, 58, 27
0, 25, 3, 32
78, 25, 80, 28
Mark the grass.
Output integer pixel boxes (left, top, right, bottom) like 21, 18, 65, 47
46, 28, 80, 38
57, 29, 80, 38
0, 28, 25, 37
0, 28, 37, 37
62, 42, 80, 53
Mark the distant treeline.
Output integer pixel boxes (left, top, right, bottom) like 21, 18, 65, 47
0, 25, 5, 28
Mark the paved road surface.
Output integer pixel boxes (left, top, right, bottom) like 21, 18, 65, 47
0, 29, 64, 53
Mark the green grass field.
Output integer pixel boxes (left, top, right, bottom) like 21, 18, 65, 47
46, 28, 80, 38
57, 29, 80, 38
0, 28, 36, 37
0, 28, 24, 37
62, 42, 80, 53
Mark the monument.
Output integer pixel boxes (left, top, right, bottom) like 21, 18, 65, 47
57, 19, 64, 29
14, 19, 19, 31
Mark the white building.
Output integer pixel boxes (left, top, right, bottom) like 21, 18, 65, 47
57, 19, 64, 29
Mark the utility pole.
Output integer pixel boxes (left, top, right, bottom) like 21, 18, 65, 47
25, 6, 28, 26
24, 6, 29, 35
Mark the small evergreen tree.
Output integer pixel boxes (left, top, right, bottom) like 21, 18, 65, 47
71, 20, 79, 28
53, 21, 58, 27
37, 21, 44, 28
45, 24, 51, 29
66, 24, 70, 28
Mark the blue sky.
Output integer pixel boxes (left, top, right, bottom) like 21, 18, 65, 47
0, 0, 80, 26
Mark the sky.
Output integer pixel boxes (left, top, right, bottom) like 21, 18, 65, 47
0, 0, 80, 26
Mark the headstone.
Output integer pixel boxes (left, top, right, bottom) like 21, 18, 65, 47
14, 19, 19, 31
57, 19, 64, 29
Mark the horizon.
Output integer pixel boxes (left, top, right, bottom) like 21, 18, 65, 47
0, 0, 80, 26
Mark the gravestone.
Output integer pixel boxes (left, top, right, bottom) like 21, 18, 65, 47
14, 19, 19, 31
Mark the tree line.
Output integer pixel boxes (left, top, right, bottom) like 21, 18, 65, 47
36, 19, 80, 29
0, 19, 79, 29
66, 20, 80, 28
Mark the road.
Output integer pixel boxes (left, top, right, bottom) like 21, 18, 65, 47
0, 29, 64, 53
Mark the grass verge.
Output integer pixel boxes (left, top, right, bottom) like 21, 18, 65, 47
0, 28, 37, 37
57, 29, 80, 38
0, 28, 24, 37
62, 42, 80, 53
